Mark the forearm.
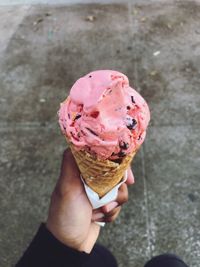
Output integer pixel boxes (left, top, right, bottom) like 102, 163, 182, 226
16, 223, 90, 267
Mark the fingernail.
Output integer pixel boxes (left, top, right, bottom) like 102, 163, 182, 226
92, 212, 105, 220
106, 201, 118, 212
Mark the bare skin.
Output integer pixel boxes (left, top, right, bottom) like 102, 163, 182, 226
47, 149, 134, 253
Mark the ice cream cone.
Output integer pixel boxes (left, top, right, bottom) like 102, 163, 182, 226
69, 143, 136, 198
58, 70, 150, 199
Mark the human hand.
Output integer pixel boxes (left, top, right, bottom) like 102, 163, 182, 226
46, 149, 134, 253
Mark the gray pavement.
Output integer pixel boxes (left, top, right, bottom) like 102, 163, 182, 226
0, 1, 200, 267
2, 0, 197, 6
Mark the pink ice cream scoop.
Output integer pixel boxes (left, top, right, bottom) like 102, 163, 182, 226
58, 70, 150, 160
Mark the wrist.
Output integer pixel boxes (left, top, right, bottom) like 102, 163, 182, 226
46, 221, 84, 252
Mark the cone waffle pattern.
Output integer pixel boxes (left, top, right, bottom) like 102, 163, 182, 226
70, 144, 136, 197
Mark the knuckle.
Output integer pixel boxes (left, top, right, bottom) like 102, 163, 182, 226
105, 211, 120, 223
118, 192, 128, 204
123, 193, 128, 203
105, 207, 121, 222
53, 183, 69, 200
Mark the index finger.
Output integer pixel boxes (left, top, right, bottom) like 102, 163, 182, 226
125, 167, 135, 185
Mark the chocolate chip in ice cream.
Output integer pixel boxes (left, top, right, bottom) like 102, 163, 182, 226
118, 151, 126, 157
126, 117, 137, 130
119, 141, 129, 150
86, 127, 98, 136
74, 114, 81, 120
131, 96, 136, 104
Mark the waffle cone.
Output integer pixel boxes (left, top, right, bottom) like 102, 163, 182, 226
69, 143, 136, 197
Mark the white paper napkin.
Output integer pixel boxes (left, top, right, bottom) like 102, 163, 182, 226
81, 170, 128, 226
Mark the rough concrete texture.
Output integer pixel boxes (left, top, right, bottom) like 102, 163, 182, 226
0, 1, 200, 267
1, 0, 200, 6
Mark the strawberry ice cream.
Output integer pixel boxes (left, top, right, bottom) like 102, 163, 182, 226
58, 70, 150, 160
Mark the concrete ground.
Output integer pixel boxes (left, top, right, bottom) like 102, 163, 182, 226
0, 1, 200, 267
